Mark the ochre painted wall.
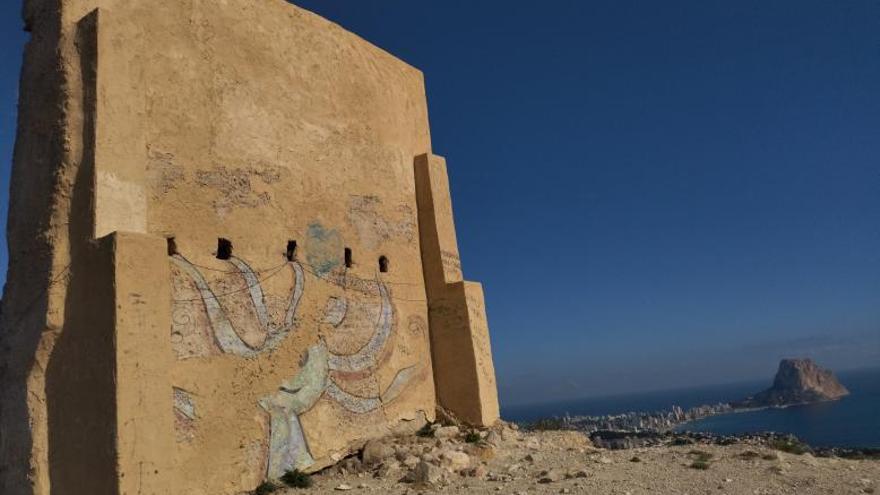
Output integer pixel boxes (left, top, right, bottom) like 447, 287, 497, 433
0, 2, 498, 494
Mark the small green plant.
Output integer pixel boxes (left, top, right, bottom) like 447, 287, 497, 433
416, 423, 434, 437
527, 417, 569, 431
688, 449, 713, 460
688, 450, 713, 469
738, 450, 761, 460
253, 481, 279, 495
464, 432, 482, 443
280, 469, 313, 489
768, 437, 810, 455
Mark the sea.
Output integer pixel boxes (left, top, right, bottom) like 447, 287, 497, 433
502, 367, 880, 448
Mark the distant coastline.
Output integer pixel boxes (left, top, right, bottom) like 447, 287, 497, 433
503, 379, 766, 423
503, 367, 880, 449
523, 399, 776, 438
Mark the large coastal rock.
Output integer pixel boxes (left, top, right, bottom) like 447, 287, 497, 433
734, 359, 849, 408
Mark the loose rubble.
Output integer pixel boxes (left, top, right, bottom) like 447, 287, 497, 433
260, 420, 879, 494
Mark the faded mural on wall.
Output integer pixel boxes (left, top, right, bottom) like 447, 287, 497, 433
168, 228, 422, 478
0, 0, 500, 491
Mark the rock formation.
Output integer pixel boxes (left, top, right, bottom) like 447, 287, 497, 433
733, 358, 849, 408
263, 421, 880, 494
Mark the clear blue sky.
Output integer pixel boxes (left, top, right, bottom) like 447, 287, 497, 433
1, 1, 878, 406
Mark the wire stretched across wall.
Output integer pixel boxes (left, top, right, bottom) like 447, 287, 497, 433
171, 255, 428, 304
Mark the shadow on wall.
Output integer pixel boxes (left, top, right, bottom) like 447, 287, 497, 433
1, 11, 119, 495
45, 12, 119, 495
45, 243, 118, 494
0, 5, 67, 494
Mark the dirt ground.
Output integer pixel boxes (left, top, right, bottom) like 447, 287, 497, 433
265, 425, 878, 495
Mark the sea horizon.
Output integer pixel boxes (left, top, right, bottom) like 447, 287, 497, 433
502, 366, 880, 448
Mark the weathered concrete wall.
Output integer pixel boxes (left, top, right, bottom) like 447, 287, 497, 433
415, 154, 500, 427
42, 232, 174, 495
1, 1, 498, 494
113, 233, 175, 494
1, 1, 98, 492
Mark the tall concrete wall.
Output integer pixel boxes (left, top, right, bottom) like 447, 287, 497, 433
415, 154, 500, 427
0, 1, 499, 494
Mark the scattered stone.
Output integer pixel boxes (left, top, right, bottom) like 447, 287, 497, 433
463, 465, 488, 478
538, 468, 565, 483
466, 442, 496, 461
487, 472, 512, 482
306, 410, 869, 494
340, 457, 364, 475
362, 440, 394, 466
769, 462, 791, 475
394, 447, 411, 461
440, 450, 470, 471
374, 460, 401, 478
434, 426, 460, 439
485, 430, 501, 446
501, 426, 521, 442
404, 461, 444, 485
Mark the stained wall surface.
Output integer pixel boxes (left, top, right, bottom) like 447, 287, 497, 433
110, 2, 437, 491
0, 1, 497, 494
416, 154, 500, 427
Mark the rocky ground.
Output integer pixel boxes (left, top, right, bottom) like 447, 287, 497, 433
258, 422, 879, 495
